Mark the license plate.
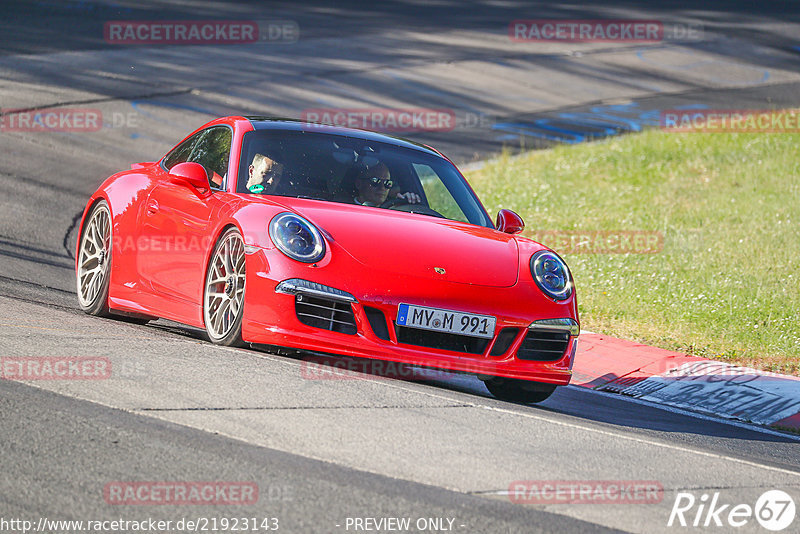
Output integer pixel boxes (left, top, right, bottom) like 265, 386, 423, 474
396, 304, 496, 339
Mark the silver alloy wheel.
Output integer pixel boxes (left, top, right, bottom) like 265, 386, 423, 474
204, 230, 246, 341
77, 203, 111, 309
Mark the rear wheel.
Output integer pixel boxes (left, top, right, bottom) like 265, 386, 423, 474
203, 227, 246, 346
76, 201, 113, 316
482, 377, 557, 404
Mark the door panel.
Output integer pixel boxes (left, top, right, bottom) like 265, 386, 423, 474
139, 178, 216, 305
132, 126, 233, 324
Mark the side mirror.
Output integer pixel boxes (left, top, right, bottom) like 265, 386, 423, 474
168, 162, 210, 192
496, 209, 525, 235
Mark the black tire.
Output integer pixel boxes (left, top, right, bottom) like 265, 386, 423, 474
483, 377, 558, 404
76, 200, 114, 317
203, 227, 246, 347
76, 201, 152, 324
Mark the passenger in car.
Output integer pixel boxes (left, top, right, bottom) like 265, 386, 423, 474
246, 153, 284, 194
352, 162, 421, 207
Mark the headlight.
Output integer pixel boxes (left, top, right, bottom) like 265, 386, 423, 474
269, 212, 326, 263
530, 250, 572, 301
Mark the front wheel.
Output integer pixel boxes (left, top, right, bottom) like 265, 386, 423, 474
76, 201, 113, 316
482, 377, 557, 404
203, 227, 246, 346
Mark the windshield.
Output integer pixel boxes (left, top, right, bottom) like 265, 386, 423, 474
237, 130, 493, 227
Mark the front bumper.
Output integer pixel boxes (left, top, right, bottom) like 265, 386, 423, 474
241, 248, 578, 385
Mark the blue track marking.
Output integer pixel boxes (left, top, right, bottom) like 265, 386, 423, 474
493, 102, 709, 145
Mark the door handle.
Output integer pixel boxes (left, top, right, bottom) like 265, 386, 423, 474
146, 200, 159, 216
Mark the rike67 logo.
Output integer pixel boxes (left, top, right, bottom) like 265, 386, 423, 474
668, 490, 795, 531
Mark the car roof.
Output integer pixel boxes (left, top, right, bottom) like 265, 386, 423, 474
242, 116, 443, 158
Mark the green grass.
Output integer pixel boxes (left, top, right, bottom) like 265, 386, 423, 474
466, 130, 800, 374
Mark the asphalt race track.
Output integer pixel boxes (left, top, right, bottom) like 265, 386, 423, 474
1, 2, 800, 533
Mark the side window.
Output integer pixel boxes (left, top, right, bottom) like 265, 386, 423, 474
188, 127, 232, 189
413, 163, 469, 223
162, 132, 201, 171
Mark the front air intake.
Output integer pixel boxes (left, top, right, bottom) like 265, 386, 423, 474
364, 306, 391, 341
295, 294, 357, 335
395, 325, 490, 354
516, 329, 570, 361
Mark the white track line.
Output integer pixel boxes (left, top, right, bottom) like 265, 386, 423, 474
231, 345, 800, 476
567, 384, 800, 441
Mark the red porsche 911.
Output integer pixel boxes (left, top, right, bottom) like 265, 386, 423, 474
75, 116, 579, 403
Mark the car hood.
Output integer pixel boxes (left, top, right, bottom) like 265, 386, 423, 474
282, 199, 520, 288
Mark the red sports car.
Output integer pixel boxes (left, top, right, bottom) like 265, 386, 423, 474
75, 116, 578, 403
